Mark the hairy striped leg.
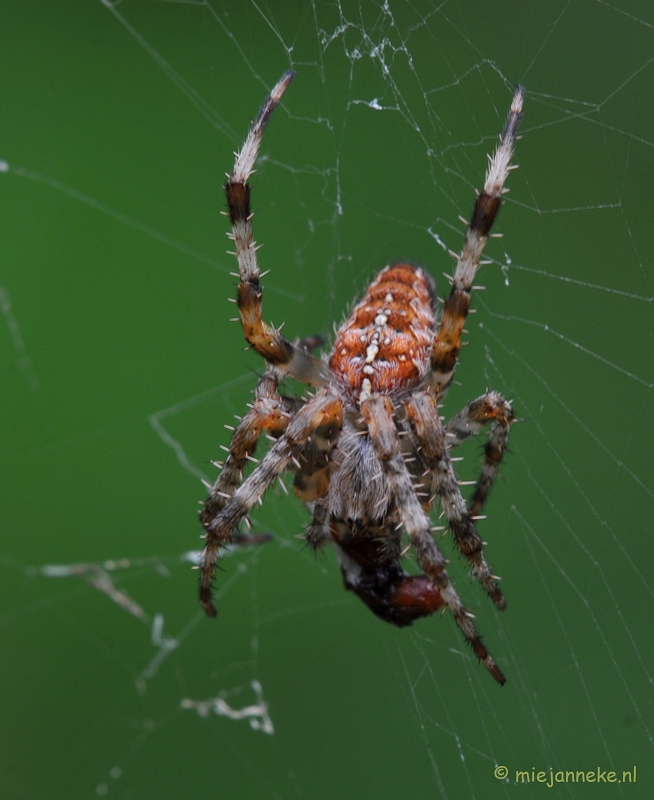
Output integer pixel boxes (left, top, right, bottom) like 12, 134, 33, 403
291, 413, 341, 505
445, 391, 514, 517
201, 335, 324, 530
199, 389, 343, 616
431, 86, 524, 398
361, 395, 505, 685
199, 368, 293, 534
305, 497, 331, 549
226, 71, 325, 386
406, 392, 505, 609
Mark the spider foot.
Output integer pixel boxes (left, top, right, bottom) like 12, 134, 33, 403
444, 588, 506, 685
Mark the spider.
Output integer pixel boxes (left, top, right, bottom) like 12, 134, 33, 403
199, 72, 523, 685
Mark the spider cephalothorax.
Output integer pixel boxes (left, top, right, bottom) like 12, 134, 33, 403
198, 72, 523, 685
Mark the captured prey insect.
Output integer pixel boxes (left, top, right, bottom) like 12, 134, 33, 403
198, 72, 523, 685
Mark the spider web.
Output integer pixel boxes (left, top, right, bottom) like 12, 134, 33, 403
1, 1, 652, 797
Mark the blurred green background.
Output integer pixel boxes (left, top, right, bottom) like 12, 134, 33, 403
1, 1, 652, 798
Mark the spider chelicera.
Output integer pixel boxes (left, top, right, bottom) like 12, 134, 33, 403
198, 72, 523, 685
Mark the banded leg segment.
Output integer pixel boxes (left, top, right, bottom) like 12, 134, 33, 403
199, 389, 343, 616
430, 86, 524, 397
445, 391, 514, 517
406, 392, 506, 610
199, 368, 293, 532
305, 496, 330, 550
361, 395, 505, 685
227, 71, 325, 386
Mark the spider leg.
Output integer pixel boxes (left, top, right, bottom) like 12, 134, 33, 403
295, 334, 326, 353
445, 391, 514, 517
305, 496, 330, 550
406, 392, 505, 610
199, 389, 343, 616
362, 394, 505, 685
293, 427, 341, 550
200, 366, 293, 532
430, 86, 524, 398
227, 71, 326, 387
291, 414, 340, 506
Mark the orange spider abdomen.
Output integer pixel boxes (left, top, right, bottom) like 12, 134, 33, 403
329, 263, 435, 403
